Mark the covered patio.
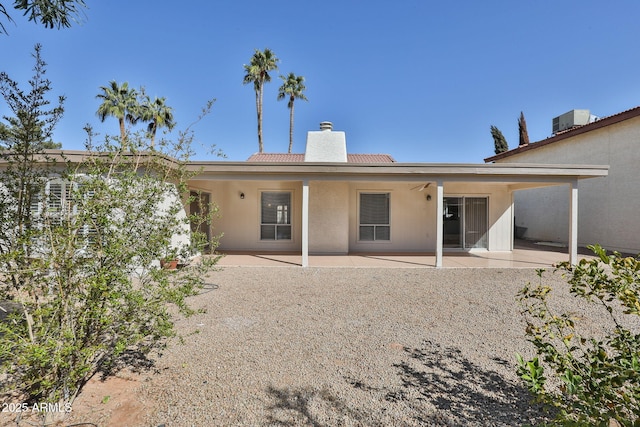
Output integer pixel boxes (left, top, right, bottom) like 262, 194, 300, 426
189, 162, 607, 268
214, 240, 596, 268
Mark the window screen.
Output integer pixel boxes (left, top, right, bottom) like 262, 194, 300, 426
359, 193, 390, 241
261, 192, 292, 240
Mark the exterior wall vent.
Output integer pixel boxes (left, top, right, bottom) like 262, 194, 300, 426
552, 109, 591, 134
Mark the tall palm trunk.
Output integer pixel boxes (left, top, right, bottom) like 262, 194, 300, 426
119, 117, 126, 147
288, 95, 295, 153
257, 81, 264, 153
150, 123, 157, 148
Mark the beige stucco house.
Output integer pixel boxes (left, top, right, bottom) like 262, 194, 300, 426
485, 107, 640, 254
188, 122, 608, 266
0, 123, 608, 267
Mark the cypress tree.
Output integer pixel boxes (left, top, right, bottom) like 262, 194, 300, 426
491, 125, 509, 154
518, 111, 530, 146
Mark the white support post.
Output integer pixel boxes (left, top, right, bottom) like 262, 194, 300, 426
302, 179, 309, 267
436, 180, 444, 268
569, 180, 578, 265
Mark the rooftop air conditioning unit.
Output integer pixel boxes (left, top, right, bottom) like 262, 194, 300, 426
552, 109, 590, 134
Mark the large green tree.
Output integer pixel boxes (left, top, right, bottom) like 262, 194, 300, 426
243, 48, 279, 153
277, 72, 307, 153
0, 43, 63, 150
95, 80, 139, 147
140, 94, 175, 148
1, 0, 87, 35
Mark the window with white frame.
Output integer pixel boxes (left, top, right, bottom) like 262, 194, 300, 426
261, 191, 292, 240
30, 180, 75, 225
30, 179, 97, 244
359, 192, 390, 241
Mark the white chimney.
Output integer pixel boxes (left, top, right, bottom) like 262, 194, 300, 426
304, 122, 347, 162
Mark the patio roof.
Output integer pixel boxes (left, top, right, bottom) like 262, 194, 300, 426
6, 150, 608, 186
187, 161, 608, 189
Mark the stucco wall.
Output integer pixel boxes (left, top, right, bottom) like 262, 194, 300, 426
309, 181, 349, 253
190, 180, 302, 252
190, 179, 515, 254
493, 115, 640, 253
348, 182, 435, 253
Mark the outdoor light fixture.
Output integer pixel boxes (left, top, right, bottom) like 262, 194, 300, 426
426, 194, 432, 201
240, 192, 245, 199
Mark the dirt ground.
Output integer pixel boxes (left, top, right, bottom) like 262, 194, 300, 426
1, 371, 148, 427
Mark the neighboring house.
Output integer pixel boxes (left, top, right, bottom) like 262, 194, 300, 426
485, 107, 640, 254
187, 122, 607, 266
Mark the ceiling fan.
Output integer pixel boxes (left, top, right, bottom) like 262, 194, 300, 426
410, 183, 431, 191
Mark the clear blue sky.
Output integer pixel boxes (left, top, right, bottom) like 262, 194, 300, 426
2, 1, 639, 162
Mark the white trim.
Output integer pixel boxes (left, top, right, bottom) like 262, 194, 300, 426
301, 180, 309, 267
436, 180, 444, 267
569, 180, 578, 265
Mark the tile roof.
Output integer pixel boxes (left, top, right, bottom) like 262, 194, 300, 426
484, 106, 640, 163
246, 153, 305, 162
347, 154, 396, 163
246, 153, 396, 163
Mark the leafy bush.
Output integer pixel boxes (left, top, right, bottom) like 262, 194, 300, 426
517, 245, 640, 426
0, 45, 220, 423
0, 136, 220, 417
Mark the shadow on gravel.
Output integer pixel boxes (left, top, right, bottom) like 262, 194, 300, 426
264, 340, 552, 426
391, 340, 552, 426
265, 385, 374, 426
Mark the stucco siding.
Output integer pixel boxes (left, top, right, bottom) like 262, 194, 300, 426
190, 180, 302, 252
308, 181, 349, 253
191, 179, 517, 254
348, 182, 434, 253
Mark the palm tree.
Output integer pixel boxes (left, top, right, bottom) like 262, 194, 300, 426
96, 80, 139, 147
140, 95, 175, 148
277, 73, 308, 153
243, 48, 279, 153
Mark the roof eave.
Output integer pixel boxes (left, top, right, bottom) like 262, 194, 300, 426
187, 161, 609, 181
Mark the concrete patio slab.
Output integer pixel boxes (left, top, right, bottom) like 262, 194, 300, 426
214, 241, 595, 269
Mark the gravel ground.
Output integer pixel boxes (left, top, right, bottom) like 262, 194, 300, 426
133, 266, 614, 427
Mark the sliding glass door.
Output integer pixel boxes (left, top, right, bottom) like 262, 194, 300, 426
443, 197, 488, 249
190, 191, 212, 252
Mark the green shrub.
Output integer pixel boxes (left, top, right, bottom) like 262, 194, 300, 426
0, 46, 221, 423
516, 245, 640, 426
